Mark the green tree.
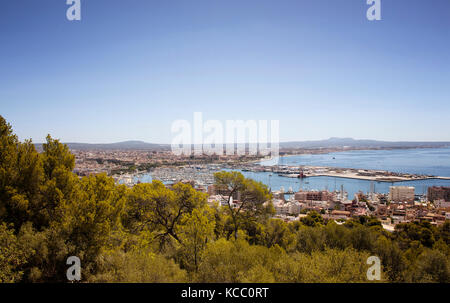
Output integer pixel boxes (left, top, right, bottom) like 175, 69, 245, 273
406, 249, 450, 283
91, 249, 187, 282
258, 219, 296, 252
213, 171, 273, 240
373, 235, 406, 282
300, 211, 324, 227
0, 223, 31, 282
125, 181, 207, 249
0, 116, 43, 229
35, 135, 78, 230
177, 206, 215, 272
195, 237, 280, 283
63, 173, 126, 278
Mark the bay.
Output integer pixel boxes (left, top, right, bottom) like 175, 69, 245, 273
260, 148, 450, 177
131, 148, 450, 198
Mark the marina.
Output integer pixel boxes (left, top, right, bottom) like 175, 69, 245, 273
115, 148, 450, 198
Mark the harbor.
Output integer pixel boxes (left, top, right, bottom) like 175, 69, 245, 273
113, 148, 450, 198
113, 163, 450, 199
247, 165, 450, 182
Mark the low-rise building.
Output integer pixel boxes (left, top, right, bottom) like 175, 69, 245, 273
434, 199, 450, 209
330, 210, 351, 220
294, 190, 335, 202
207, 194, 232, 207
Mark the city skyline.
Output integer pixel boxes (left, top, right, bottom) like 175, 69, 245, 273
1, 0, 450, 143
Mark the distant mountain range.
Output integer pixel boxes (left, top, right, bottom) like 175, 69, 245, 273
35, 138, 450, 151
35, 140, 170, 151
280, 137, 450, 149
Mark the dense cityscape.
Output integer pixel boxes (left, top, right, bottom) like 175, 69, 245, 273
69, 147, 450, 231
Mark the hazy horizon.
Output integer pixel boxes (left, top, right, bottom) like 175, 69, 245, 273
29, 137, 450, 146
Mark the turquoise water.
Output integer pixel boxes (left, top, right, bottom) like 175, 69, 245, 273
131, 148, 450, 198
255, 148, 450, 197
260, 148, 450, 177
132, 169, 450, 198
236, 171, 450, 198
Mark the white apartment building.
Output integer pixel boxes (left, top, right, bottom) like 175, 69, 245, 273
208, 194, 232, 207
272, 199, 304, 216
288, 201, 303, 215
388, 186, 415, 203
273, 199, 290, 215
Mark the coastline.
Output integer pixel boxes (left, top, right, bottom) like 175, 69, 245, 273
249, 147, 450, 183
263, 145, 450, 163
116, 147, 450, 186
279, 173, 450, 183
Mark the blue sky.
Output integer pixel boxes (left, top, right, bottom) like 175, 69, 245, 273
1, 0, 449, 143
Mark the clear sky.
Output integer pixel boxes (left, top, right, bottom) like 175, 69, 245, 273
1, 0, 449, 143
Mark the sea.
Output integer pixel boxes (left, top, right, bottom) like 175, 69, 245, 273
132, 148, 450, 198
253, 147, 450, 198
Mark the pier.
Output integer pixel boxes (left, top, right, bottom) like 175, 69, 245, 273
242, 164, 450, 183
